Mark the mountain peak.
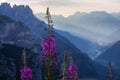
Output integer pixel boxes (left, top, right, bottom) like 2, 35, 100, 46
0, 3, 46, 39
0, 3, 11, 8
0, 3, 33, 17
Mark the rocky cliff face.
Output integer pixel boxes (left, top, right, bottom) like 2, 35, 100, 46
0, 3, 46, 39
0, 15, 42, 54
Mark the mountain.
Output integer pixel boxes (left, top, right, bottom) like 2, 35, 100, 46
95, 41, 120, 79
56, 30, 104, 59
95, 41, 120, 69
0, 53, 16, 80
67, 11, 120, 27
112, 13, 120, 20
0, 14, 42, 54
0, 3, 46, 39
36, 11, 120, 44
0, 3, 100, 79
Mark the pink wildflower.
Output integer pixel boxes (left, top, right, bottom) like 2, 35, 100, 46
67, 64, 78, 80
41, 37, 57, 66
20, 67, 32, 80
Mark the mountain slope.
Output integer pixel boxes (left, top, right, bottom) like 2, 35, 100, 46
56, 30, 103, 59
95, 41, 120, 69
0, 3, 46, 39
0, 14, 42, 53
112, 13, 120, 20
0, 54, 16, 80
0, 43, 41, 80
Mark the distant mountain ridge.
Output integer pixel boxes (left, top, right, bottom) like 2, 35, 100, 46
0, 14, 41, 54
36, 11, 120, 44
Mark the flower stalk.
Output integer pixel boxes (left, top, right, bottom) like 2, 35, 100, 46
61, 51, 68, 80
20, 48, 32, 80
67, 52, 79, 80
41, 8, 57, 80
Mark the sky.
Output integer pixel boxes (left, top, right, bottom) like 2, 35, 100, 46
0, 0, 120, 17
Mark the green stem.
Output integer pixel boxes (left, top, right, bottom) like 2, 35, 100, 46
47, 53, 54, 80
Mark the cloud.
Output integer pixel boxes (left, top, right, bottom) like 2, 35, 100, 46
0, 0, 7, 3
29, 0, 81, 7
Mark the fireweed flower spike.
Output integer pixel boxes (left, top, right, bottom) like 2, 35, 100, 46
41, 37, 57, 66
41, 8, 58, 80
67, 52, 78, 80
61, 51, 68, 80
20, 48, 32, 80
20, 67, 32, 80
